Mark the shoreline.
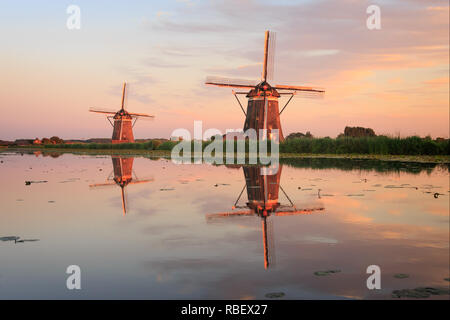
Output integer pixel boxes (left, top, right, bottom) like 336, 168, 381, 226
2, 147, 449, 164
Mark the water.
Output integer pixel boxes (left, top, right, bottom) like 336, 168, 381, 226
0, 151, 449, 299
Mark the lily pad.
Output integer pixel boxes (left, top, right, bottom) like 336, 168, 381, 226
0, 236, 20, 242
394, 273, 409, 279
265, 292, 285, 299
314, 270, 341, 276
392, 287, 450, 298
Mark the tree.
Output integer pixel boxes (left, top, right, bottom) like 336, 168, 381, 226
50, 136, 64, 144
286, 132, 314, 140
343, 126, 376, 137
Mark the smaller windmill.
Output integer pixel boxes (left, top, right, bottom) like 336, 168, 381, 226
206, 165, 325, 269
90, 82, 154, 143
89, 156, 153, 215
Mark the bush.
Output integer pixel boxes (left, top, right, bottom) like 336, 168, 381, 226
157, 141, 178, 151
279, 136, 449, 155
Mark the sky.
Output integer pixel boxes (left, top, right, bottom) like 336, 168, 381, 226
0, 0, 448, 140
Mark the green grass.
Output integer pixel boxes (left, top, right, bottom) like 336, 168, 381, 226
6, 136, 450, 163
280, 136, 449, 156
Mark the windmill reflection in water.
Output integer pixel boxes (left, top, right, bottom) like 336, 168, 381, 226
206, 165, 325, 269
90, 156, 153, 215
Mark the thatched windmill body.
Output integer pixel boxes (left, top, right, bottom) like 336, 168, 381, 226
206, 31, 324, 141
90, 83, 154, 143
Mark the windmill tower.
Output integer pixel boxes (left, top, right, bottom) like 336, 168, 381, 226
205, 31, 324, 141
90, 82, 154, 143
90, 156, 153, 215
206, 165, 325, 269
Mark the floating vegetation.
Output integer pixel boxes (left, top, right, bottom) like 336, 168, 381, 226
392, 287, 450, 298
314, 270, 341, 276
59, 178, 80, 184
444, 278, 450, 282
346, 194, 364, 197
160, 188, 175, 191
384, 185, 404, 189
25, 180, 47, 185
0, 236, 39, 243
265, 292, 285, 299
0, 236, 20, 242
421, 184, 442, 189
394, 273, 409, 279
15, 239, 39, 243
214, 183, 230, 187
363, 189, 376, 192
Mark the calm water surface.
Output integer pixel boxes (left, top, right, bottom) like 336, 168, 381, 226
0, 151, 449, 299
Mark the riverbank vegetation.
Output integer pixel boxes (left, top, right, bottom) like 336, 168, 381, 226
8, 136, 449, 156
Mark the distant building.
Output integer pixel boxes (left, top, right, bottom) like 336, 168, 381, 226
0, 140, 14, 147
14, 139, 34, 146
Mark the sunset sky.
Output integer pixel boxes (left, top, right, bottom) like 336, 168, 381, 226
0, 0, 448, 140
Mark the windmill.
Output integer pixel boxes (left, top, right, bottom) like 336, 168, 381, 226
205, 31, 324, 141
206, 165, 325, 269
90, 82, 154, 143
89, 156, 153, 215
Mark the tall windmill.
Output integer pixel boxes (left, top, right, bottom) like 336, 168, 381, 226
205, 31, 324, 141
90, 82, 154, 143
206, 165, 325, 269
89, 156, 153, 215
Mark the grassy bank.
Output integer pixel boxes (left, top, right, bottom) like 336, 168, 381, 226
4, 136, 449, 163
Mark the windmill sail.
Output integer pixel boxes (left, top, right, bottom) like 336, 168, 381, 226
274, 84, 325, 93
89, 107, 117, 114
127, 112, 155, 118
264, 31, 277, 81
205, 76, 259, 88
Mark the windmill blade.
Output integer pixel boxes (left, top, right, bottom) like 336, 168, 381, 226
89, 182, 116, 188
121, 186, 127, 215
292, 91, 325, 100
128, 178, 154, 185
205, 76, 259, 89
275, 207, 325, 216
205, 210, 253, 222
274, 84, 325, 93
121, 82, 126, 110
129, 112, 155, 118
261, 216, 275, 269
89, 107, 117, 114
263, 30, 277, 82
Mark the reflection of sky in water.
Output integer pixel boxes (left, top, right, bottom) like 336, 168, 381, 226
0, 152, 448, 299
